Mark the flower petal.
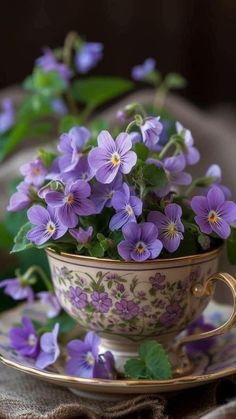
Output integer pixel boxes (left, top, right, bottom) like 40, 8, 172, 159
211, 219, 231, 239
120, 150, 137, 174
115, 133, 132, 155
165, 203, 182, 221
140, 222, 158, 243
97, 130, 115, 153
207, 186, 225, 210
27, 205, 50, 225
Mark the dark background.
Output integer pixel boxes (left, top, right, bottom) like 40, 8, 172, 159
0, 0, 236, 106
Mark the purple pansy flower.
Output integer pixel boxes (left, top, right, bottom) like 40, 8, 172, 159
8, 317, 39, 358
0, 277, 34, 303
186, 316, 216, 354
149, 273, 166, 290
68, 286, 87, 309
88, 130, 137, 184
60, 155, 95, 183
36, 323, 60, 369
147, 153, 192, 197
37, 292, 61, 318
115, 299, 139, 320
20, 158, 47, 187
140, 117, 163, 148
118, 222, 163, 262
91, 173, 123, 213
92, 351, 115, 379
66, 331, 100, 378
69, 226, 93, 244
27, 205, 68, 245
45, 180, 95, 228
91, 291, 112, 313
0, 98, 15, 133
131, 58, 156, 81
36, 47, 72, 83
109, 183, 142, 231
159, 303, 182, 327
205, 164, 231, 199
148, 204, 184, 252
176, 122, 200, 165
58, 127, 91, 173
75, 42, 103, 74
7, 182, 36, 212
191, 186, 236, 239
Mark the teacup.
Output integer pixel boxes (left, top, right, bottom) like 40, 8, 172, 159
46, 246, 236, 373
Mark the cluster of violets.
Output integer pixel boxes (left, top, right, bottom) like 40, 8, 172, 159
8, 106, 236, 261
8, 316, 114, 378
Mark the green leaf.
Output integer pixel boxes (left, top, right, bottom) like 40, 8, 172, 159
143, 164, 168, 188
0, 122, 29, 159
88, 241, 104, 258
134, 143, 149, 161
227, 227, 236, 264
124, 340, 172, 380
11, 222, 33, 253
19, 94, 52, 119
30, 68, 66, 96
72, 77, 134, 107
37, 148, 57, 168
59, 115, 82, 133
164, 73, 187, 89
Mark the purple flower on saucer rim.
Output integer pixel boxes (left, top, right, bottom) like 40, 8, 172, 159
35, 323, 60, 369
0, 277, 34, 303
37, 292, 61, 318
185, 316, 216, 354
8, 317, 39, 358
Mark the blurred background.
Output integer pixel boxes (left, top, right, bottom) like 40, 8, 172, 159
0, 0, 236, 107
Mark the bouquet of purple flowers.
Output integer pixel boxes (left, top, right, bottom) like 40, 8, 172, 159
8, 109, 236, 263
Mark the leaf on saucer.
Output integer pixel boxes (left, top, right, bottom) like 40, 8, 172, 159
124, 340, 172, 380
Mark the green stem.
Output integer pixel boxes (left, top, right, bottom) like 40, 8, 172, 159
125, 120, 138, 133
158, 137, 176, 160
184, 181, 198, 197
79, 104, 95, 124
153, 83, 168, 111
25, 266, 53, 292
62, 31, 79, 115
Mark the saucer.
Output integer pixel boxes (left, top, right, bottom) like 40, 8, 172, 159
0, 301, 235, 400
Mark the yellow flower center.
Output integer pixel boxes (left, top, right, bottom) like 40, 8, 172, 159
47, 222, 56, 234
86, 351, 95, 366
111, 152, 121, 166
135, 242, 146, 254
108, 191, 114, 199
126, 204, 133, 215
208, 210, 219, 224
66, 194, 74, 205
32, 167, 41, 175
166, 222, 178, 238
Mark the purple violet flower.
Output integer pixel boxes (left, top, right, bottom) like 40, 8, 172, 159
147, 153, 192, 197
45, 180, 95, 228
8, 317, 39, 358
176, 122, 200, 165
69, 226, 93, 244
58, 127, 91, 172
51, 98, 68, 116
37, 292, 61, 318
131, 58, 156, 81
68, 286, 87, 309
20, 158, 47, 187
191, 186, 236, 239
36, 48, 72, 83
0, 98, 15, 133
66, 331, 100, 378
7, 182, 36, 212
75, 42, 103, 74
91, 291, 112, 313
205, 164, 231, 199
148, 204, 184, 252
109, 183, 142, 231
60, 155, 95, 183
118, 222, 163, 262
91, 173, 123, 213
27, 205, 68, 245
92, 351, 115, 379
88, 130, 137, 184
186, 316, 216, 354
36, 323, 60, 369
115, 299, 139, 320
159, 303, 182, 327
0, 277, 34, 303
140, 117, 163, 148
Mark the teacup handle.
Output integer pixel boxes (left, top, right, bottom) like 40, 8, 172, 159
175, 272, 236, 375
